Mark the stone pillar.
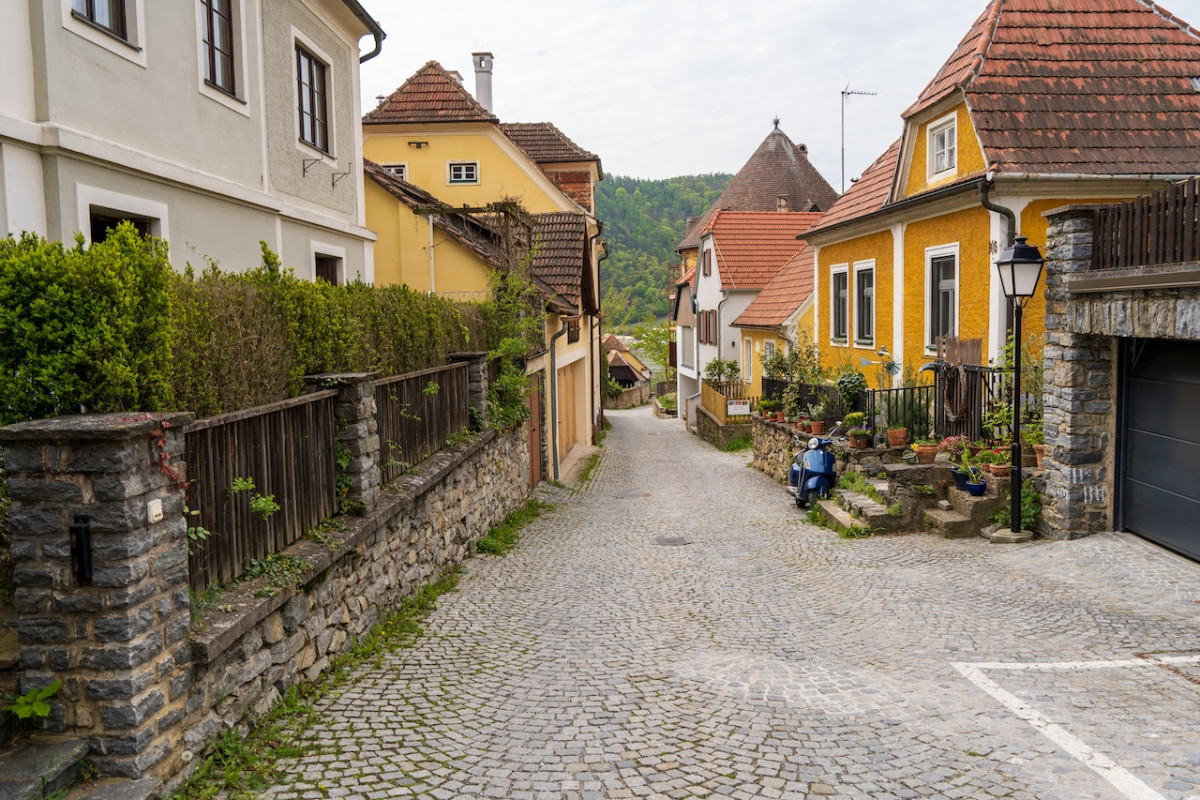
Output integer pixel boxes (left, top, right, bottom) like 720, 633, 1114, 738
304, 373, 380, 512
451, 351, 490, 429
0, 411, 193, 778
1041, 207, 1114, 539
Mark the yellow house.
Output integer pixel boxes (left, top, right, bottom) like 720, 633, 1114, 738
362, 57, 605, 480
730, 245, 815, 397
803, 0, 1200, 382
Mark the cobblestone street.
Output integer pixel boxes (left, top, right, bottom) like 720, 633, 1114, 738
263, 406, 1200, 800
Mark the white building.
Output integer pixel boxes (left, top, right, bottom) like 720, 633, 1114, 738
0, 0, 384, 281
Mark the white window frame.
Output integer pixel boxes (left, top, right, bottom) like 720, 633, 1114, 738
62, 0, 147, 67
75, 184, 169, 246
292, 27, 336, 163
447, 161, 479, 184
853, 260, 875, 347
743, 339, 753, 384
925, 244, 959, 351
381, 163, 408, 181
830, 264, 849, 345
195, 0, 248, 116
927, 112, 957, 180
311, 241, 346, 285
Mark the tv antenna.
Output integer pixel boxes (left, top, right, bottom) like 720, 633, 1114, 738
841, 85, 877, 193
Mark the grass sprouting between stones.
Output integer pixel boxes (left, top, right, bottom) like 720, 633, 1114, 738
475, 498, 552, 555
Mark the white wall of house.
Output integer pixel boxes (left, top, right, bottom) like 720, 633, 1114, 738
1, 0, 376, 280
693, 235, 760, 380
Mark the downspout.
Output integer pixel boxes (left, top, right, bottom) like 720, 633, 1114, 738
341, 0, 386, 63
980, 171, 1016, 247
590, 226, 607, 440
428, 215, 436, 294
549, 318, 570, 481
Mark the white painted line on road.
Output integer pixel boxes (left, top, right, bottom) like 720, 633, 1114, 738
953, 660, 1168, 800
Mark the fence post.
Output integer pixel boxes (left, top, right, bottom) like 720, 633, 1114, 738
304, 373, 381, 513
0, 411, 194, 779
450, 352, 490, 429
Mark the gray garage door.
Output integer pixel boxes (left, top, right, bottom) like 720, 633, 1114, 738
1122, 339, 1200, 561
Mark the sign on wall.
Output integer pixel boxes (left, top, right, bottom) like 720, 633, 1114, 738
727, 399, 751, 416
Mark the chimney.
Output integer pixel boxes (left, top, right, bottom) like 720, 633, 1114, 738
473, 52, 494, 113
776, 194, 789, 212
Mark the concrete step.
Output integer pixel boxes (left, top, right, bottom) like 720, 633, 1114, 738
924, 508, 975, 539
0, 740, 89, 800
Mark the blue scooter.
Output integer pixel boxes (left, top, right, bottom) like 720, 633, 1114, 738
789, 433, 838, 508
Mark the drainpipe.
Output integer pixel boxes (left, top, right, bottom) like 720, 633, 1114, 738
428, 215, 436, 294
590, 226, 607, 439
549, 318, 569, 481
980, 171, 1016, 247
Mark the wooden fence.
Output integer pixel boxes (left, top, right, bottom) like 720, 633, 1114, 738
375, 363, 469, 484
184, 391, 339, 593
1093, 176, 1200, 270
700, 381, 756, 425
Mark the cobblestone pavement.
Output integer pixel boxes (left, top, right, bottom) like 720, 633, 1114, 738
261, 407, 1200, 800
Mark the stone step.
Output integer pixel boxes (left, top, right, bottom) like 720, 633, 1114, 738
924, 508, 975, 539
0, 740, 90, 800
866, 478, 891, 502
837, 490, 896, 530
814, 499, 862, 532
71, 777, 162, 800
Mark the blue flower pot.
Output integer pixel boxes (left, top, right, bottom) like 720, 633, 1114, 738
951, 467, 970, 490
966, 480, 987, 497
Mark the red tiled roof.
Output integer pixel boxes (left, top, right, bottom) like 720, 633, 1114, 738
531, 212, 595, 315
364, 61, 498, 124
704, 211, 823, 291
675, 266, 696, 289
732, 244, 814, 328
804, 141, 901, 234
679, 126, 839, 250
364, 160, 505, 268
602, 333, 628, 353
500, 122, 600, 167
910, 0, 1200, 176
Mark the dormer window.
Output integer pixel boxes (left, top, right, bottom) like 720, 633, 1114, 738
928, 113, 957, 178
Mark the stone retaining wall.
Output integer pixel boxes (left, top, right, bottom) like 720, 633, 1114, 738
606, 383, 650, 410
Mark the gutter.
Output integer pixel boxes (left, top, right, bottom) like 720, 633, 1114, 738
802, 176, 987, 242
590, 227, 608, 441
979, 171, 1016, 247
549, 319, 570, 481
339, 0, 385, 62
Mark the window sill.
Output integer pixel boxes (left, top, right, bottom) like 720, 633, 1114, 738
71, 10, 138, 50
830, 338, 849, 347
854, 340, 875, 349
203, 79, 245, 104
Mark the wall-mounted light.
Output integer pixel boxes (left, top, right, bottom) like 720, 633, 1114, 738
408, 141, 429, 149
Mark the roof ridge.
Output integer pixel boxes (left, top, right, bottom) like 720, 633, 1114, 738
364, 60, 498, 125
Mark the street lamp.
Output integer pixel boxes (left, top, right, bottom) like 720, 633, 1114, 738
994, 236, 1045, 535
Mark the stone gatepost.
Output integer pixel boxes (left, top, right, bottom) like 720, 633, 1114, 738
1041, 207, 1115, 538
451, 351, 490, 429
0, 412, 193, 778
304, 373, 381, 511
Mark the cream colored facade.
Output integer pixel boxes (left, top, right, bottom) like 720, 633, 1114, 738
1, 0, 381, 279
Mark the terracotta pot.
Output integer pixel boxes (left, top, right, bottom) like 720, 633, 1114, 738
851, 435, 871, 450
886, 428, 908, 448
1033, 443, 1045, 469
968, 445, 984, 457
914, 444, 938, 464
775, 411, 786, 422
991, 463, 1011, 478
801, 423, 812, 433
810, 421, 826, 434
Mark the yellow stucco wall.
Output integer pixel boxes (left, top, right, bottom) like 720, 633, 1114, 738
365, 178, 492, 293
903, 206, 991, 368
364, 126, 567, 213
738, 328, 786, 397
903, 103, 987, 198
816, 229, 894, 379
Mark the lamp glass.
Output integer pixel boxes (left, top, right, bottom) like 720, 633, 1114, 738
994, 236, 1045, 300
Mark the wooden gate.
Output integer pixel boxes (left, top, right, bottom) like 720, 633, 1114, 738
527, 372, 542, 488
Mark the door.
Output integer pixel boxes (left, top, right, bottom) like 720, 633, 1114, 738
527, 373, 542, 488
558, 361, 579, 461
1121, 339, 1200, 560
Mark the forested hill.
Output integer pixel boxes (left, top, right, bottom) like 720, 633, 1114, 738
596, 174, 732, 330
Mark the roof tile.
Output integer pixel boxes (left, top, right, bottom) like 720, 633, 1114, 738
364, 61, 497, 124
500, 122, 600, 166
705, 211, 823, 291
732, 244, 815, 328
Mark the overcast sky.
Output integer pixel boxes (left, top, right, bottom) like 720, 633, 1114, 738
360, 0, 1200, 188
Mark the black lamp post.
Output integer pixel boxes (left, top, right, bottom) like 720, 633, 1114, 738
994, 236, 1045, 534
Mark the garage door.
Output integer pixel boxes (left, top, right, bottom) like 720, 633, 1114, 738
1122, 339, 1200, 560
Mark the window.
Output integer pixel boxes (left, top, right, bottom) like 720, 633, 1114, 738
448, 162, 478, 184
90, 210, 154, 243
315, 254, 341, 285
928, 250, 958, 346
296, 44, 329, 153
929, 114, 957, 177
72, 0, 127, 40
854, 262, 874, 344
382, 163, 407, 181
702, 248, 711, 277
744, 339, 753, 384
201, 0, 235, 95
831, 267, 849, 342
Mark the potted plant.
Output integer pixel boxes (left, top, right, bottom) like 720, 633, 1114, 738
847, 427, 872, 449
759, 397, 780, 420
913, 437, 939, 464
955, 448, 986, 494
807, 401, 826, 434
938, 435, 968, 461
1024, 421, 1045, 468
886, 423, 908, 449
843, 411, 865, 430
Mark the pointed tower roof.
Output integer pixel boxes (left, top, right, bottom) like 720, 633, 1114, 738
364, 61, 499, 125
907, 0, 1200, 177
678, 122, 839, 250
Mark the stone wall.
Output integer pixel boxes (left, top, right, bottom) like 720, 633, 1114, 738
605, 383, 650, 410
1041, 206, 1200, 539
0, 357, 532, 789
752, 417, 797, 482
695, 406, 752, 449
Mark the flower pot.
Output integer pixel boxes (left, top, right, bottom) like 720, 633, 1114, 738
914, 444, 938, 464
966, 480, 987, 497
902, 450, 918, 464
968, 445, 984, 458
775, 411, 786, 423
810, 420, 825, 434
1033, 443, 1045, 469
951, 467, 970, 490
850, 435, 870, 450
801, 423, 812, 433
886, 428, 908, 448
990, 463, 1011, 478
